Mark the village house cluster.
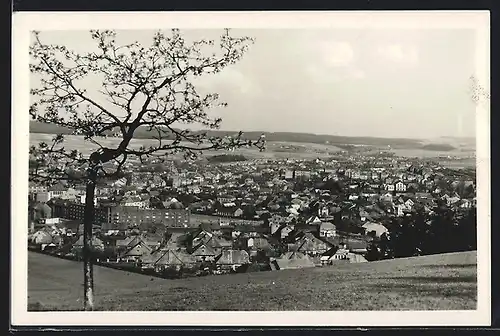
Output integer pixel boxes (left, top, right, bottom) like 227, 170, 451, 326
28, 151, 476, 277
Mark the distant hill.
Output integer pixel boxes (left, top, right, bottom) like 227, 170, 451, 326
29, 121, 425, 148
30, 122, 74, 135
207, 154, 248, 163
421, 144, 456, 151
439, 136, 476, 142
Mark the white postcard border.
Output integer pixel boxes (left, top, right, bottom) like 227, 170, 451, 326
11, 10, 491, 327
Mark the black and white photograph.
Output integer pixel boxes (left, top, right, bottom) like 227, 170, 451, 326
11, 11, 490, 326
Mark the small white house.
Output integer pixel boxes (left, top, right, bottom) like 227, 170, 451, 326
395, 181, 407, 192
320, 248, 349, 265
460, 199, 472, 209
404, 198, 415, 208
319, 222, 336, 238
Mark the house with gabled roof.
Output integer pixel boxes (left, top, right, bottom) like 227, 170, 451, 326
270, 220, 283, 235
151, 248, 197, 271
247, 236, 271, 250
305, 215, 322, 225
279, 223, 295, 240
404, 198, 415, 209
320, 245, 349, 265
271, 251, 315, 270
160, 231, 189, 250
30, 230, 53, 246
209, 235, 232, 251
140, 249, 165, 268
346, 238, 368, 254
124, 233, 162, 249
215, 250, 250, 272
216, 204, 244, 218
191, 228, 215, 247
318, 222, 336, 238
115, 235, 138, 249
120, 238, 153, 261
191, 243, 218, 262
73, 235, 104, 250
295, 232, 332, 256
139, 232, 163, 248
395, 180, 407, 192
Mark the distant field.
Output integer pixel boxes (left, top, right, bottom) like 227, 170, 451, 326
28, 251, 477, 311
29, 133, 343, 160
29, 133, 475, 161
267, 141, 344, 152
390, 148, 475, 159
439, 159, 477, 169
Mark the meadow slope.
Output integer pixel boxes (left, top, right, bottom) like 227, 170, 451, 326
28, 251, 477, 311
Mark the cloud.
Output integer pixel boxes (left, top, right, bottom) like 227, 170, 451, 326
320, 41, 354, 67
194, 67, 260, 96
307, 41, 364, 81
306, 64, 365, 82
377, 44, 419, 66
347, 68, 365, 79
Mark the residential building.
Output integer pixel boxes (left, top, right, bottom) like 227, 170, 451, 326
49, 200, 192, 230
395, 181, 407, 192
318, 222, 336, 238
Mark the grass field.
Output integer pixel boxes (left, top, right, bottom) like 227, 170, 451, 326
28, 251, 477, 311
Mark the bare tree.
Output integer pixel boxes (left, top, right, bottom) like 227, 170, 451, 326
29, 29, 265, 310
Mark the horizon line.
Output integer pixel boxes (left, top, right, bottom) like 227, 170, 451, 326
29, 122, 476, 142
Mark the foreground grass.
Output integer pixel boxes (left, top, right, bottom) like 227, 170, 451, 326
28, 251, 477, 311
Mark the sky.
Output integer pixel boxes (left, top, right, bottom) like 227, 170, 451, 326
31, 28, 478, 139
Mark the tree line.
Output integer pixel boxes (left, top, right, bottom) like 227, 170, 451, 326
365, 205, 477, 261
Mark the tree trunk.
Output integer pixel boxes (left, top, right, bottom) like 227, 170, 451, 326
83, 168, 97, 311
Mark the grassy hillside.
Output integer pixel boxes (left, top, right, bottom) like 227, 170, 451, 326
28, 251, 477, 311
